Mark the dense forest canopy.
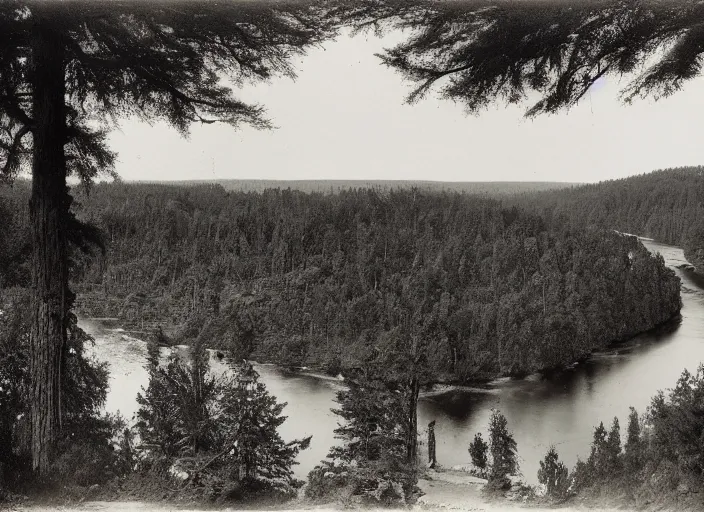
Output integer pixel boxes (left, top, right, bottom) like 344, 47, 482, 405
506, 167, 704, 271
0, 175, 680, 383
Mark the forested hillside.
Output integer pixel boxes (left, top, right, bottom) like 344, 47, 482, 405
0, 181, 676, 382
506, 167, 704, 271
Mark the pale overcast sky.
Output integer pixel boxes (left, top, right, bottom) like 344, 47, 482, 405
106, 30, 704, 184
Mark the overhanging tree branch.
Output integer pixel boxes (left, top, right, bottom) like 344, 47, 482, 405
0, 124, 30, 177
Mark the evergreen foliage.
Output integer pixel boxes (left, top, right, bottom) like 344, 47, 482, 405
218, 361, 311, 497
506, 167, 704, 273
624, 407, 644, 475
647, 366, 704, 477
0, 287, 130, 491
135, 339, 221, 460
605, 418, 623, 475
487, 409, 518, 487
586, 422, 609, 482
307, 372, 415, 504
42, 183, 682, 382
135, 349, 308, 500
0, 0, 333, 476
468, 432, 489, 477
537, 446, 569, 499
567, 366, 704, 504
353, 1, 704, 116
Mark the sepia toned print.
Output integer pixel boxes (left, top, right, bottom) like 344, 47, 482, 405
1, 1, 704, 511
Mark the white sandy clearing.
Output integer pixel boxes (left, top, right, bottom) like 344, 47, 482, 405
415, 469, 623, 512
6, 470, 641, 512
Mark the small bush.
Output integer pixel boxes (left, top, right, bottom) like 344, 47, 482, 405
307, 458, 413, 505
305, 461, 358, 503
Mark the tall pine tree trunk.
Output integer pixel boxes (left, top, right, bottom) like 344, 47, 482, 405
29, 22, 68, 475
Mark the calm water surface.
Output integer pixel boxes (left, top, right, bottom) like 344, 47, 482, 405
83, 239, 704, 482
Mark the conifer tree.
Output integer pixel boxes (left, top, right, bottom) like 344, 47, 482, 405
468, 432, 488, 477
537, 446, 569, 499
330, 375, 407, 464
487, 409, 518, 485
624, 407, 644, 473
374, 329, 427, 466
308, 371, 414, 503
219, 360, 310, 496
587, 421, 609, 479
135, 340, 220, 458
347, 1, 704, 117
605, 417, 622, 474
0, 0, 331, 474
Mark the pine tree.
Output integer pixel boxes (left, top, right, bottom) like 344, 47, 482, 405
355, 1, 704, 118
537, 446, 569, 499
135, 340, 178, 457
587, 421, 609, 480
468, 432, 488, 477
329, 376, 407, 464
367, 326, 427, 467
605, 417, 622, 474
624, 407, 644, 473
487, 409, 518, 484
219, 360, 310, 496
307, 372, 414, 503
0, 288, 121, 488
135, 340, 220, 459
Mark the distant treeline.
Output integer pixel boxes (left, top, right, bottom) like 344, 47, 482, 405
150, 179, 578, 195
504, 167, 704, 272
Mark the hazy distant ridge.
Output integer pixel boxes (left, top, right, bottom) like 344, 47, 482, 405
144, 179, 578, 195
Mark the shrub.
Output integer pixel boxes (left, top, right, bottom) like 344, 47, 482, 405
51, 414, 131, 487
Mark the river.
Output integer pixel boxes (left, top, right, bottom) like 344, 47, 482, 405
82, 239, 704, 484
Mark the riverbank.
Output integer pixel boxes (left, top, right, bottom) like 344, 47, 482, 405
81, 301, 685, 398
